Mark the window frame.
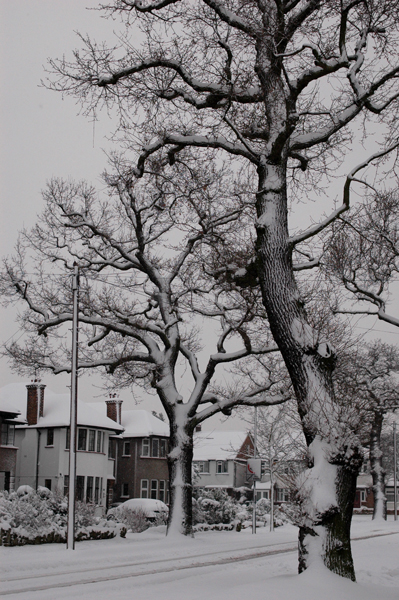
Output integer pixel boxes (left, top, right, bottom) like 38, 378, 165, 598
1, 423, 15, 446
142, 438, 150, 457
46, 428, 54, 447
160, 438, 167, 458
150, 479, 158, 500
141, 479, 149, 499
86, 476, 94, 503
122, 441, 131, 456
121, 483, 129, 498
152, 438, 159, 458
77, 428, 87, 451
216, 460, 228, 474
159, 480, 166, 503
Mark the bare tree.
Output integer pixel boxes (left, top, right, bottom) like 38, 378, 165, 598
325, 186, 399, 327
1, 161, 291, 536
335, 341, 399, 521
36, 0, 399, 577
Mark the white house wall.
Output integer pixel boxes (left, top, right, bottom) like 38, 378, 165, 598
15, 426, 113, 512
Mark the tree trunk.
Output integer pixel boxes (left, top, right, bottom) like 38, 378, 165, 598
370, 411, 386, 521
255, 159, 361, 579
166, 414, 194, 536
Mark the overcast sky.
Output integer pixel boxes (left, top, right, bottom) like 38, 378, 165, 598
1, 1, 398, 425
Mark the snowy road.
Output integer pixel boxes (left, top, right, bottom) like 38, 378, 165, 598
1, 518, 398, 600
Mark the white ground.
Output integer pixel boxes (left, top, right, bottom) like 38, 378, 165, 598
1, 516, 398, 600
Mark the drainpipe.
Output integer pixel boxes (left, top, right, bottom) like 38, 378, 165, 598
35, 430, 41, 490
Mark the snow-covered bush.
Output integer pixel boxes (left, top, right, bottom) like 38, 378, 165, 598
0, 488, 118, 546
110, 506, 150, 533
193, 489, 239, 525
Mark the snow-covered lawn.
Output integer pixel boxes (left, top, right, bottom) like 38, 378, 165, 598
1, 515, 398, 600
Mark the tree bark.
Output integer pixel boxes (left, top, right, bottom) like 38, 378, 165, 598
370, 411, 387, 521
255, 159, 361, 579
166, 414, 194, 536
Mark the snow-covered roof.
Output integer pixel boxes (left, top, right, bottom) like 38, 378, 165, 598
356, 474, 373, 488
0, 395, 22, 419
193, 430, 249, 461
121, 409, 169, 437
0, 383, 123, 432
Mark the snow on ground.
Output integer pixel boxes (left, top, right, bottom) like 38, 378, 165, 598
1, 516, 398, 600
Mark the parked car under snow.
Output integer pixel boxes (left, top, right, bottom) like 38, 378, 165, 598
108, 498, 168, 522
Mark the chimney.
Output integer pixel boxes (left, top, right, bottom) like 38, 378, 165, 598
106, 394, 123, 425
26, 380, 46, 426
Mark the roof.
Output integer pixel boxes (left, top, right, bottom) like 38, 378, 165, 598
121, 410, 169, 437
193, 430, 250, 461
0, 395, 23, 421
0, 383, 124, 432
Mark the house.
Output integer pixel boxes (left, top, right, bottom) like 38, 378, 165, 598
0, 381, 123, 512
193, 428, 254, 490
105, 397, 170, 505
353, 473, 374, 511
0, 395, 24, 492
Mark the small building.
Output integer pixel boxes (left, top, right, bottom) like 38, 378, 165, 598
0, 396, 24, 491
105, 397, 170, 505
353, 473, 374, 511
193, 428, 254, 490
386, 478, 398, 514
0, 382, 123, 513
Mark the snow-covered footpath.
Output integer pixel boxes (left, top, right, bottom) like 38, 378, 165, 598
1, 516, 398, 600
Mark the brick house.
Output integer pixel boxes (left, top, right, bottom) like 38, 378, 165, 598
0, 396, 24, 491
106, 398, 169, 505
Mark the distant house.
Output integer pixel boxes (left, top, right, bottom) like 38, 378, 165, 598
385, 478, 398, 514
105, 397, 169, 505
0, 396, 24, 492
0, 382, 123, 513
193, 428, 254, 490
353, 473, 374, 511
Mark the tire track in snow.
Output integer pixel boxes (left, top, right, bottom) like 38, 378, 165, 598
1, 531, 397, 596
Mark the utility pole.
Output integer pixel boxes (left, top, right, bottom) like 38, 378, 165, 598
394, 422, 397, 522
67, 264, 79, 550
252, 406, 257, 534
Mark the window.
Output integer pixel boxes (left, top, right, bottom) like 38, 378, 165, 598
46, 428, 54, 446
256, 490, 269, 502
108, 438, 115, 459
216, 461, 228, 474
121, 483, 129, 497
159, 480, 166, 503
197, 461, 210, 474
44, 479, 52, 491
97, 431, 103, 453
123, 441, 131, 456
152, 438, 159, 457
142, 438, 150, 457
360, 490, 366, 503
160, 439, 167, 458
65, 428, 70, 450
141, 479, 149, 499
64, 475, 69, 497
95, 477, 101, 504
276, 488, 289, 502
151, 480, 158, 499
86, 476, 94, 502
77, 429, 87, 451
76, 476, 85, 501
88, 430, 96, 452
1, 423, 15, 446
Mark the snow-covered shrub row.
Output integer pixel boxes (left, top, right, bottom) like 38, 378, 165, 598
0, 486, 121, 546
192, 488, 272, 527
